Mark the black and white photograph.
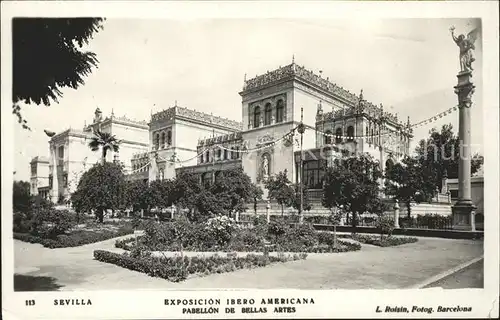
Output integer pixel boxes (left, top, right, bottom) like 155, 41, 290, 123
2, 1, 499, 319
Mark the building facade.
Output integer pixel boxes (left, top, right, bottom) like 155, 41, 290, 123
33, 108, 149, 203
33, 61, 413, 204
29, 156, 50, 199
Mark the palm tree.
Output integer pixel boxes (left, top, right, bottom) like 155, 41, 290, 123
88, 130, 121, 164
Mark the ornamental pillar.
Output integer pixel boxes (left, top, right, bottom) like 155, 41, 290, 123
452, 70, 476, 230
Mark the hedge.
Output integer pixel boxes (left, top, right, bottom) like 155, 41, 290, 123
14, 228, 134, 248
350, 234, 418, 247
93, 249, 307, 282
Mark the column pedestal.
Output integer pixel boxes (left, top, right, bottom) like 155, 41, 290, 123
452, 200, 476, 230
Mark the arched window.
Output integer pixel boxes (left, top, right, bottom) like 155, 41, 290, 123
324, 130, 332, 145
254, 106, 261, 128
206, 150, 210, 163
217, 149, 222, 161
160, 132, 166, 148
154, 133, 160, 150
385, 158, 394, 173
365, 127, 368, 138
199, 154, 204, 164
230, 147, 235, 160
167, 130, 172, 146
347, 126, 354, 141
235, 147, 240, 159
276, 99, 284, 123
335, 128, 343, 144
264, 103, 272, 125
223, 149, 228, 160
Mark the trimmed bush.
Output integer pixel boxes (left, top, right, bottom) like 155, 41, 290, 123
351, 234, 418, 247
93, 249, 306, 282
14, 227, 133, 248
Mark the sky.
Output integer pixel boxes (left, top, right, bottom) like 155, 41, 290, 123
12, 18, 484, 181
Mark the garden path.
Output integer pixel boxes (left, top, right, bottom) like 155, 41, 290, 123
14, 236, 483, 290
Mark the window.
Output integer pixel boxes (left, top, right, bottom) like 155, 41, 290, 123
161, 132, 166, 148
449, 189, 458, 199
264, 103, 272, 125
385, 159, 394, 173
335, 128, 343, 144
217, 149, 222, 161
223, 149, 228, 160
347, 126, 354, 141
199, 154, 204, 164
235, 147, 240, 159
230, 147, 235, 160
167, 131, 172, 146
58, 146, 64, 160
253, 106, 261, 128
324, 130, 332, 145
206, 150, 210, 163
214, 171, 222, 183
154, 133, 160, 150
302, 160, 326, 189
276, 99, 284, 123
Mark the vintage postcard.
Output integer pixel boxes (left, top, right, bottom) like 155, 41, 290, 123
2, 1, 499, 319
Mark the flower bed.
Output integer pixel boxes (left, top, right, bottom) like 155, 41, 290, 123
117, 228, 361, 253
14, 227, 134, 248
93, 249, 307, 282
349, 234, 418, 247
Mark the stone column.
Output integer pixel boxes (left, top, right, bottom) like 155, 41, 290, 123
393, 200, 400, 228
452, 71, 476, 230
235, 211, 240, 222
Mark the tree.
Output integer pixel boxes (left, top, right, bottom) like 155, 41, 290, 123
264, 170, 295, 216
13, 181, 31, 213
124, 179, 152, 214
12, 18, 105, 129
149, 179, 176, 219
291, 183, 312, 213
250, 184, 264, 215
415, 124, 483, 191
71, 162, 126, 223
322, 154, 383, 228
385, 156, 435, 218
209, 168, 261, 217
88, 130, 121, 164
171, 171, 203, 221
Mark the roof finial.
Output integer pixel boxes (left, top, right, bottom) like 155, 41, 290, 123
175, 100, 178, 107
407, 116, 410, 127
292, 54, 295, 64
111, 108, 114, 117
244, 73, 247, 82
359, 89, 364, 101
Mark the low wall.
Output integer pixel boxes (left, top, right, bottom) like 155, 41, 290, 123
312, 224, 484, 240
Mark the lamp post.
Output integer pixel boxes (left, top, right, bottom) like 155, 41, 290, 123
297, 107, 305, 224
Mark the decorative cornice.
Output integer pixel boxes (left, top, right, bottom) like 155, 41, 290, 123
198, 131, 243, 147
151, 106, 243, 132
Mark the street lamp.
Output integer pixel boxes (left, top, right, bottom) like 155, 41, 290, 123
297, 107, 305, 224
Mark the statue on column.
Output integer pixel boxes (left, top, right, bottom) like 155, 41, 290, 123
450, 26, 479, 73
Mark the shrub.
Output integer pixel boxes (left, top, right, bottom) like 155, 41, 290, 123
282, 223, 318, 248
14, 227, 133, 248
351, 234, 418, 247
13, 211, 32, 233
31, 209, 76, 238
268, 218, 289, 242
416, 214, 453, 230
377, 215, 395, 239
205, 215, 238, 247
93, 249, 305, 282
